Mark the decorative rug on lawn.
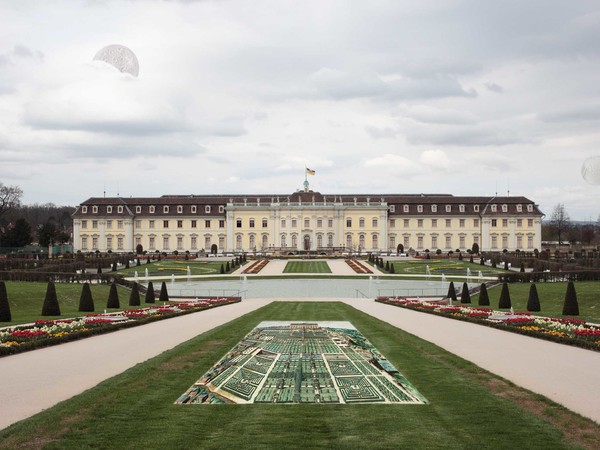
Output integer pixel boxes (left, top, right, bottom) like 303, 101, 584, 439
176, 321, 427, 404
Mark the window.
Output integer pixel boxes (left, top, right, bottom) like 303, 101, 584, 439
502, 235, 508, 249
236, 219, 242, 228
389, 205, 395, 212
117, 237, 123, 250
81, 206, 87, 214
346, 218, 352, 227
516, 204, 522, 212
502, 219, 508, 227
403, 205, 409, 213
281, 235, 287, 247
459, 236, 465, 248
491, 204, 497, 212
205, 220, 211, 228
473, 235, 479, 245
117, 206, 123, 213
107, 220, 112, 229
359, 235, 365, 248
527, 204, 534, 212
304, 218, 310, 228
328, 234, 333, 247
249, 219, 255, 228
163, 220, 169, 228
117, 220, 123, 229
135, 220, 141, 228
177, 237, 183, 250
403, 219, 409, 227
459, 204, 465, 213
262, 218, 268, 228
502, 204, 508, 212
92, 220, 98, 229
417, 205, 423, 213
528, 219, 533, 227
459, 219, 465, 228
149, 206, 155, 214
431, 205, 437, 212
107, 236, 113, 249
219, 220, 225, 228
205, 205, 211, 213
473, 219, 479, 227
177, 205, 183, 214
527, 235, 534, 248
292, 219, 297, 228
149, 220, 154, 229
431, 219, 437, 228
431, 235, 437, 248
473, 205, 480, 212
262, 235, 268, 249
517, 219, 522, 227
136, 206, 141, 213
445, 219, 451, 227
219, 236, 224, 249
163, 206, 169, 213
445, 235, 452, 249
359, 218, 365, 228
390, 235, 395, 248
417, 219, 423, 228
417, 236, 423, 248
491, 219, 497, 227
372, 218, 378, 227
517, 235, 523, 248
282, 219, 287, 228
346, 234, 352, 248
292, 235, 297, 247
248, 235, 255, 249
149, 236, 155, 249
191, 236, 197, 250
372, 234, 378, 249
404, 235, 410, 248
317, 234, 323, 247
81, 237, 88, 249
92, 237, 98, 250
236, 235, 242, 249
177, 220, 183, 228
491, 235, 497, 249
191, 205, 197, 214
445, 205, 451, 212
328, 219, 333, 228
205, 236, 211, 249
106, 206, 112, 214
317, 219, 322, 228
191, 220, 197, 228
92, 206, 98, 213
389, 219, 395, 228
163, 236, 169, 249
219, 206, 224, 213
81, 220, 87, 229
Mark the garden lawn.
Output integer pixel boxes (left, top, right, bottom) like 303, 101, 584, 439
475, 281, 600, 324
1, 302, 598, 449
117, 260, 234, 277
390, 259, 506, 279
1, 282, 134, 326
283, 261, 332, 273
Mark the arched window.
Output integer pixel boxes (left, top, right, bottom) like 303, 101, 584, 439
359, 235, 365, 248
262, 234, 268, 249
372, 234, 378, 249
249, 235, 255, 249
281, 234, 287, 247
236, 235, 242, 250
292, 234, 297, 247
346, 234, 352, 249
317, 234, 323, 247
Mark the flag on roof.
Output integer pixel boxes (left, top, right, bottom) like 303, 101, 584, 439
306, 167, 316, 175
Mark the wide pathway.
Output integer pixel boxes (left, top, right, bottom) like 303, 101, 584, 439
343, 299, 600, 424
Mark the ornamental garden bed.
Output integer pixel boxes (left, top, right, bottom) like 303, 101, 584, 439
375, 297, 600, 352
0, 297, 240, 357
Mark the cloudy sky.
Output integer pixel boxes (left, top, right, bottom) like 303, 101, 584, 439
0, 0, 599, 219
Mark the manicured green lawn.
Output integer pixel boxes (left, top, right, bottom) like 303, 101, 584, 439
1, 302, 597, 449
390, 259, 506, 278
283, 261, 332, 273
474, 281, 600, 324
116, 260, 234, 277
1, 282, 135, 326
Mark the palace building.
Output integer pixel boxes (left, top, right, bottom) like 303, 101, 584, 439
72, 180, 543, 255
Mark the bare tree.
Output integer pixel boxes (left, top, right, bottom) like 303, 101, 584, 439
0, 182, 23, 219
550, 203, 570, 246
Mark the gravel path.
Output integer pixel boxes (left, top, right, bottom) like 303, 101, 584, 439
1, 297, 599, 431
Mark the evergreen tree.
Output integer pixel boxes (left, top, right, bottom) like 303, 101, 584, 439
129, 282, 141, 306
520, 262, 525, 273
460, 282, 471, 304
78, 282, 95, 312
125, 260, 130, 269
159, 282, 169, 302
225, 261, 230, 272
526, 283, 541, 312
220, 264, 225, 274
478, 283, 490, 306
480, 257, 485, 266
42, 281, 61, 316
145, 281, 156, 303
498, 282, 511, 309
106, 283, 120, 309
469, 255, 474, 263
447, 282, 457, 302
562, 282, 579, 316
0, 281, 11, 322
389, 263, 395, 274
385, 261, 390, 271
504, 261, 509, 270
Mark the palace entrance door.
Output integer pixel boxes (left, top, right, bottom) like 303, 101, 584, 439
304, 235, 311, 251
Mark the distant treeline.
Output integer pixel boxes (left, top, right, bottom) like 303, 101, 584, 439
0, 203, 75, 231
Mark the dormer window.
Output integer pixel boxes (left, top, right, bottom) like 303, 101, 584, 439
191, 205, 197, 214
205, 205, 211, 213
163, 206, 169, 213
417, 205, 423, 213
117, 206, 123, 213
177, 205, 183, 214
474, 205, 480, 212
149, 206, 155, 214
403, 205, 409, 213
135, 206, 141, 214
389, 205, 395, 213
219, 205, 224, 213
459, 204, 465, 213
516, 204, 522, 212
106, 206, 112, 214
92, 206, 98, 213
445, 205, 451, 212
527, 204, 534, 212
431, 205, 437, 213
502, 204, 508, 213
491, 204, 497, 212
81, 206, 88, 214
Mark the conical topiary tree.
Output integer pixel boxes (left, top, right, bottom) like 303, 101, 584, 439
478, 283, 490, 306
498, 282, 511, 309
520, 262, 525, 273
389, 263, 395, 274
562, 281, 579, 316
78, 282, 95, 312
145, 281, 156, 303
385, 261, 390, 271
159, 282, 169, 302
526, 283, 541, 312
42, 281, 61, 316
460, 282, 471, 304
447, 282, 457, 302
129, 282, 141, 306
220, 264, 225, 274
0, 281, 11, 322
106, 283, 120, 309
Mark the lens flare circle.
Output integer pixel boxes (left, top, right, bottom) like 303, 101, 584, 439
93, 44, 139, 77
581, 156, 600, 185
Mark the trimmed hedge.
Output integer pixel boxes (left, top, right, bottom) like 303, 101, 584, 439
562, 282, 579, 316
460, 282, 471, 304
107, 283, 120, 309
129, 282, 141, 307
0, 281, 11, 322
526, 283, 541, 312
478, 283, 490, 306
145, 281, 156, 304
42, 281, 61, 316
447, 282, 457, 302
498, 282, 512, 309
78, 283, 95, 312
159, 282, 169, 302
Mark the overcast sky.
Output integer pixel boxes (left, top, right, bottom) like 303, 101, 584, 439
0, 0, 599, 220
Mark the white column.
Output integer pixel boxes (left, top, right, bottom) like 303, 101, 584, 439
73, 220, 81, 252
226, 210, 234, 252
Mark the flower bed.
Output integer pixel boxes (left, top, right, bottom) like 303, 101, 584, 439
346, 259, 373, 274
0, 297, 241, 357
242, 259, 269, 274
375, 297, 600, 352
